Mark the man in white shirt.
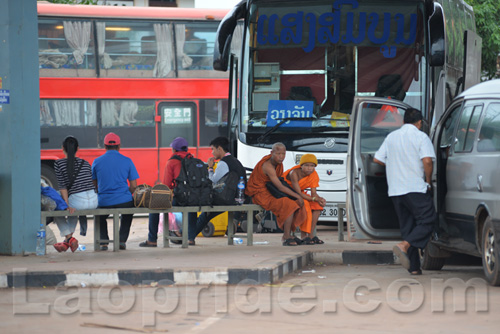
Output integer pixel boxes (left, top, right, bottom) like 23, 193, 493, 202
374, 108, 437, 275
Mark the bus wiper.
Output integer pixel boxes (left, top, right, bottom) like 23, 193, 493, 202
257, 117, 316, 143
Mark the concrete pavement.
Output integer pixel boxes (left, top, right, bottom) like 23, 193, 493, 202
0, 217, 401, 288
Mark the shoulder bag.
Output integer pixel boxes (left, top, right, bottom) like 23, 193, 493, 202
148, 183, 173, 209
266, 177, 298, 200
133, 184, 152, 208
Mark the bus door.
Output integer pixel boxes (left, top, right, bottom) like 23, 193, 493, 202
347, 97, 412, 239
157, 101, 198, 177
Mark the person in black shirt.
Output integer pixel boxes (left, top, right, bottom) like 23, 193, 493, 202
187, 137, 246, 245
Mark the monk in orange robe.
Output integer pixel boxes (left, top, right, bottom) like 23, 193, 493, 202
246, 143, 306, 246
283, 154, 326, 244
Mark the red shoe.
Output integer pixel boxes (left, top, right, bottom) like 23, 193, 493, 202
67, 237, 79, 252
53, 242, 69, 252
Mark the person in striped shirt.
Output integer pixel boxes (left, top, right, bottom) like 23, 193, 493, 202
53, 136, 98, 252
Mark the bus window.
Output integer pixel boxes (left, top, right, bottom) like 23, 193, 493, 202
176, 22, 228, 78
245, 2, 426, 135
38, 18, 96, 77
199, 99, 228, 146
97, 20, 169, 78
158, 102, 197, 148
101, 100, 156, 148
40, 99, 98, 149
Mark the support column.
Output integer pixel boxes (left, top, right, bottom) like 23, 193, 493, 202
0, 1, 40, 255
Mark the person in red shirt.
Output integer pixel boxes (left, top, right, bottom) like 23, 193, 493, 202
139, 137, 196, 247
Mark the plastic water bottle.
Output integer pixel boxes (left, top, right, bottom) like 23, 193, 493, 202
233, 238, 243, 245
36, 223, 46, 256
77, 244, 86, 251
236, 176, 245, 205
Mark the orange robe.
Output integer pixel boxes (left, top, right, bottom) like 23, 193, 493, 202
283, 165, 323, 234
246, 154, 305, 229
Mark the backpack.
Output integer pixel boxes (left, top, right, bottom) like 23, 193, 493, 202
172, 154, 213, 206
212, 170, 240, 205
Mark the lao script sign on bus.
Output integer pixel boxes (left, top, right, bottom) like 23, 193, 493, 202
266, 100, 313, 127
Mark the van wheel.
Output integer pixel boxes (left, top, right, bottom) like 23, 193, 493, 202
202, 222, 215, 238
420, 243, 446, 270
41, 164, 58, 189
482, 217, 500, 286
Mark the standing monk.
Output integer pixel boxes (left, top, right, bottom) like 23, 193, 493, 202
283, 154, 326, 245
246, 143, 306, 246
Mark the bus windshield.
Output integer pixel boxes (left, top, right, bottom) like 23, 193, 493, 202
243, 0, 426, 143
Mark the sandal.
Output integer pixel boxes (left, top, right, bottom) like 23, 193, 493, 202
67, 237, 79, 252
282, 238, 298, 246
53, 242, 69, 252
393, 245, 410, 270
188, 240, 195, 246
293, 236, 304, 245
311, 236, 324, 244
301, 237, 316, 245
169, 231, 182, 245
139, 240, 157, 247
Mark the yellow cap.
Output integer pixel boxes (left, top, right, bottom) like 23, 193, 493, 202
299, 154, 318, 166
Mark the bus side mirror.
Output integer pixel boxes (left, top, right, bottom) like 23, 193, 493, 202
213, 0, 246, 71
428, 2, 445, 67
214, 34, 233, 72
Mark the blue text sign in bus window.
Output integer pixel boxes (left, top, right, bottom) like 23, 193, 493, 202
266, 100, 313, 127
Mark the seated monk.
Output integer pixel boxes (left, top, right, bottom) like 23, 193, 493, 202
246, 142, 306, 246
283, 154, 326, 245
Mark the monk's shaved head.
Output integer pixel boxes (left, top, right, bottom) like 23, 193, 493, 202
270, 142, 286, 165
272, 142, 286, 151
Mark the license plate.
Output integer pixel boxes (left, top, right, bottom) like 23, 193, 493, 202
320, 204, 345, 218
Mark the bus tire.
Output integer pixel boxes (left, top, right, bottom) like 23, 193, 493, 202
41, 164, 58, 189
420, 242, 446, 271
202, 222, 215, 238
482, 217, 500, 286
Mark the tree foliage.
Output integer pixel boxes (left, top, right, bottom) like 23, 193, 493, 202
465, 0, 500, 80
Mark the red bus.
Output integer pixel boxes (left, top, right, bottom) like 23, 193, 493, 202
38, 3, 236, 188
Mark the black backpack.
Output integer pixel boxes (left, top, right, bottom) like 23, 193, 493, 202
212, 170, 240, 205
173, 154, 212, 206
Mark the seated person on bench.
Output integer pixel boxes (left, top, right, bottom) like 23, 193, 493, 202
187, 136, 247, 245
246, 142, 307, 246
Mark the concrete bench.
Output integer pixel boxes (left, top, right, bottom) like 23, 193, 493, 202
41, 204, 263, 252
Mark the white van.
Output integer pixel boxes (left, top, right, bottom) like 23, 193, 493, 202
347, 79, 500, 285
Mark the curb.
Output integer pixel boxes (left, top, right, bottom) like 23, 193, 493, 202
1, 250, 395, 288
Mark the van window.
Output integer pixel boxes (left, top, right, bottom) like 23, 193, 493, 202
454, 105, 483, 152
439, 104, 462, 148
478, 103, 500, 152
